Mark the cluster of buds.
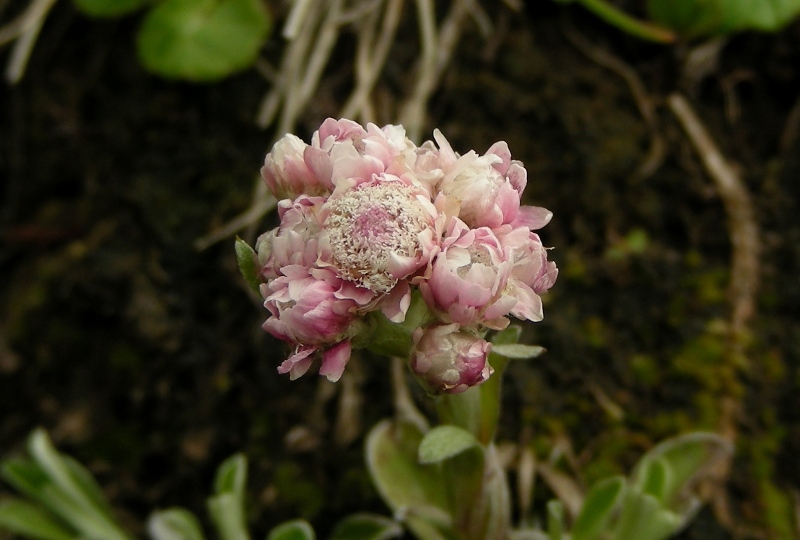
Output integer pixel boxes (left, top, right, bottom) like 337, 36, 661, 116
249, 118, 557, 394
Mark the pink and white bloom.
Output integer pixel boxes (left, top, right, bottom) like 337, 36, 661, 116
256, 195, 325, 280
496, 226, 559, 322
318, 173, 441, 321
420, 219, 517, 330
433, 130, 548, 229
262, 265, 358, 345
262, 265, 360, 381
261, 134, 335, 200
248, 118, 557, 385
409, 323, 493, 394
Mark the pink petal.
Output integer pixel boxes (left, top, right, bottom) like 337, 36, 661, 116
512, 206, 553, 231
319, 340, 352, 382
381, 281, 411, 323
278, 346, 317, 380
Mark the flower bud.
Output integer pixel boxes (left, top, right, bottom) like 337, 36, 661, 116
409, 324, 493, 394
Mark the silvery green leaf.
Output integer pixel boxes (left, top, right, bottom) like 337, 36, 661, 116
235, 238, 261, 294
265, 520, 315, 540
330, 514, 402, 540
418, 426, 480, 465
147, 508, 206, 540
0, 499, 73, 540
491, 344, 546, 359
546, 500, 564, 540
572, 476, 626, 540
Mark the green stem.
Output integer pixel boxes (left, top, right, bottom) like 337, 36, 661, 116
576, 0, 677, 44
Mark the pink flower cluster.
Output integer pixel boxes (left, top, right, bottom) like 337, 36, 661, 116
255, 118, 557, 393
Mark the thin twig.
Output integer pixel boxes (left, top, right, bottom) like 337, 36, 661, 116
193, 185, 276, 251
341, 0, 404, 121
3, 0, 58, 84
669, 92, 761, 536
399, 0, 471, 141
667, 93, 760, 341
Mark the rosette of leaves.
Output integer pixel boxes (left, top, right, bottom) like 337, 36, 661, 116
71, 0, 271, 81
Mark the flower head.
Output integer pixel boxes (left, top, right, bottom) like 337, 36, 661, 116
246, 118, 557, 387
409, 323, 493, 394
319, 173, 439, 297
420, 219, 517, 330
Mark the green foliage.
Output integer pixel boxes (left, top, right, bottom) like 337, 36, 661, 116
647, 0, 800, 36
417, 425, 479, 465
329, 514, 403, 540
73, 0, 271, 81
148, 508, 207, 540
364, 420, 452, 540
571, 477, 625, 540
137, 0, 271, 81
265, 520, 315, 540
0, 429, 134, 540
0, 500, 74, 540
235, 237, 261, 294
540, 432, 734, 540
207, 454, 250, 540
562, 0, 800, 43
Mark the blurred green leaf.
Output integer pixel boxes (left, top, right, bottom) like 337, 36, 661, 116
73, 0, 147, 17
418, 425, 479, 465
610, 488, 680, 540
546, 500, 564, 540
22, 430, 132, 540
147, 508, 206, 540
632, 432, 732, 514
572, 477, 626, 540
1, 458, 50, 500
235, 238, 261, 294
265, 519, 315, 540
365, 420, 451, 540
208, 493, 249, 540
647, 0, 800, 35
214, 454, 247, 497
0, 499, 73, 540
330, 514, 403, 540
137, 0, 271, 81
638, 458, 670, 502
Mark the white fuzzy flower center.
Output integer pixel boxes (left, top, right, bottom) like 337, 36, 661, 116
325, 182, 429, 293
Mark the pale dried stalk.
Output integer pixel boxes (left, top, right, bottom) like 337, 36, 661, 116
667, 93, 760, 340
399, 0, 473, 141
668, 92, 760, 529
2, 0, 58, 83
203, 0, 346, 249
340, 0, 404, 121
193, 187, 276, 251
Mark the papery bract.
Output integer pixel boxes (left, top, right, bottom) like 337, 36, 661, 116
420, 219, 516, 330
496, 226, 559, 322
261, 134, 334, 200
409, 323, 493, 394
256, 195, 325, 280
262, 265, 357, 347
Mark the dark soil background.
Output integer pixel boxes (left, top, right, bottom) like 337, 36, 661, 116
1, 1, 799, 539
